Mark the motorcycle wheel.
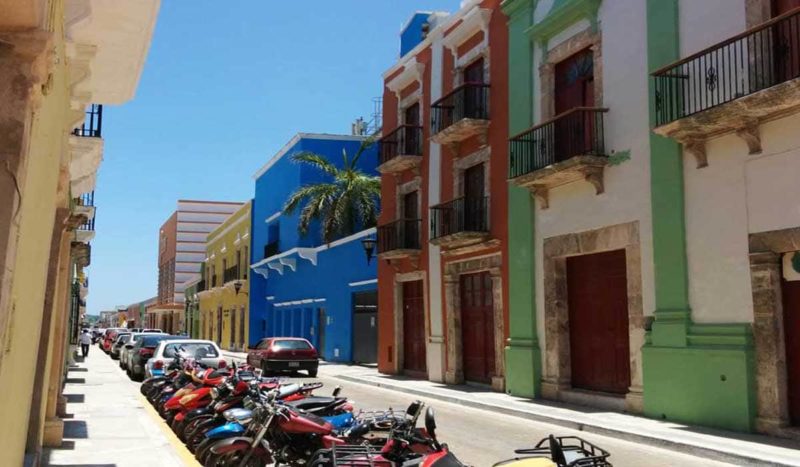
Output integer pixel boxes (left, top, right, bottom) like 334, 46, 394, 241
170, 416, 184, 436
184, 416, 214, 449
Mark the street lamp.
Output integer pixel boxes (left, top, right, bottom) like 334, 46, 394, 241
361, 236, 377, 265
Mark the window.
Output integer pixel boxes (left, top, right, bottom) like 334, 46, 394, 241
272, 339, 312, 351
257, 338, 271, 350
163, 342, 219, 359
243, 247, 249, 279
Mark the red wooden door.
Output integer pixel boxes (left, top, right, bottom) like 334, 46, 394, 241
403, 280, 427, 374
460, 272, 495, 383
463, 163, 485, 232
782, 278, 800, 425
462, 58, 485, 119
567, 250, 630, 394
403, 103, 421, 155
403, 191, 419, 249
555, 49, 595, 162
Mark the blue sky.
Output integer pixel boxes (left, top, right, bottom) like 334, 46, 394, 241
88, 1, 460, 314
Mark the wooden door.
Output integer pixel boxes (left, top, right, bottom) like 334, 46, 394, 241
463, 164, 485, 232
403, 191, 419, 249
462, 58, 485, 119
403, 280, 427, 374
773, 0, 800, 84
555, 49, 595, 161
567, 250, 630, 394
782, 278, 800, 425
403, 103, 421, 155
460, 272, 495, 383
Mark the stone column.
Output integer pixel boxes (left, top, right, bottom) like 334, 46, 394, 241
443, 275, 463, 384
750, 251, 790, 434
0, 29, 54, 375
489, 268, 505, 391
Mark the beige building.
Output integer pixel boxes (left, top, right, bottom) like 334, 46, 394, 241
0, 0, 159, 464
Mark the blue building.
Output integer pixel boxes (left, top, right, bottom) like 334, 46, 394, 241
248, 133, 379, 363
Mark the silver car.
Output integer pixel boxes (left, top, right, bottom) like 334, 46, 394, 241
120, 333, 161, 371
144, 339, 226, 379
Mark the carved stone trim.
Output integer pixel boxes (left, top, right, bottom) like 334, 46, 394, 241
682, 139, 708, 169
736, 122, 762, 155
531, 187, 549, 210
542, 221, 644, 413
540, 29, 601, 120
453, 146, 491, 199
396, 177, 422, 222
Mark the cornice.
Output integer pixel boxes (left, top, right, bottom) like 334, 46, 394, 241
525, 0, 600, 45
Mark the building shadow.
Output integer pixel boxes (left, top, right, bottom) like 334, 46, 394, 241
62, 420, 88, 439
65, 394, 85, 403
64, 378, 85, 384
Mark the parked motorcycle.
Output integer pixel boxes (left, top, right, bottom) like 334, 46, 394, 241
492, 436, 612, 467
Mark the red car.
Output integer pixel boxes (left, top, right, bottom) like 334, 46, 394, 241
102, 328, 126, 353
246, 337, 319, 377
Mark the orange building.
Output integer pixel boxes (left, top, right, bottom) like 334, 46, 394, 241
376, 1, 509, 391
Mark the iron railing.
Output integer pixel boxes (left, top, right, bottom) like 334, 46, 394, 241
378, 219, 422, 253
509, 108, 608, 179
224, 266, 239, 283
653, 7, 800, 126
78, 215, 95, 231
431, 83, 490, 135
379, 125, 423, 164
72, 104, 103, 137
430, 196, 489, 240
74, 190, 94, 207
264, 241, 279, 259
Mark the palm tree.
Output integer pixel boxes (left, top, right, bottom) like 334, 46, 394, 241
283, 138, 380, 243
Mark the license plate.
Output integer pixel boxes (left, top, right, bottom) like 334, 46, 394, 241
288, 362, 300, 368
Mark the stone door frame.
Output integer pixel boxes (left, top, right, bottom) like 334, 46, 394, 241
748, 227, 800, 435
392, 270, 429, 375
443, 252, 505, 391
539, 29, 602, 120
541, 221, 644, 413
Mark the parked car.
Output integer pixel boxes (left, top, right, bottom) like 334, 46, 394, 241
145, 339, 225, 379
143, 328, 163, 333
246, 337, 319, 377
129, 328, 143, 333
119, 333, 148, 371
110, 332, 132, 359
102, 328, 126, 353
128, 334, 182, 381
92, 328, 106, 344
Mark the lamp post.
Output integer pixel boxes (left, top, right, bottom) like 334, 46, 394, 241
361, 236, 377, 265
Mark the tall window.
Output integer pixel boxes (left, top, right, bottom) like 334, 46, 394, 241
243, 247, 249, 279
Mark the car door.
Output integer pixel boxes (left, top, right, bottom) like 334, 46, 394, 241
257, 338, 271, 365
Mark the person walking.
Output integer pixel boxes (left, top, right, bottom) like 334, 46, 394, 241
79, 329, 92, 357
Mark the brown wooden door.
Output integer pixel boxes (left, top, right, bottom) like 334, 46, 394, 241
555, 49, 595, 162
463, 58, 485, 84
403, 103, 421, 156
782, 278, 800, 425
567, 250, 630, 394
462, 58, 485, 119
404, 103, 420, 126
772, 0, 800, 83
403, 280, 427, 374
403, 191, 419, 249
463, 164, 485, 232
460, 272, 495, 383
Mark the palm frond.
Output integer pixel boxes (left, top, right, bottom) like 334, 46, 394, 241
290, 152, 340, 177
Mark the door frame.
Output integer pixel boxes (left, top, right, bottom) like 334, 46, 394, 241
443, 252, 505, 391
748, 227, 800, 435
391, 271, 429, 376
539, 30, 602, 120
542, 222, 644, 413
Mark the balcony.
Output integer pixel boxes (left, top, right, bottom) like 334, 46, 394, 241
508, 108, 609, 209
378, 219, 422, 261
75, 204, 96, 244
378, 125, 423, 174
431, 83, 490, 151
72, 104, 103, 138
430, 196, 490, 250
652, 8, 800, 167
223, 266, 240, 284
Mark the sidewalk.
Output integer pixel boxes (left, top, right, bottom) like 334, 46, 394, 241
43, 349, 196, 466
318, 363, 800, 467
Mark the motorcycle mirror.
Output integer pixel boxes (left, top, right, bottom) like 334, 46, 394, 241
406, 401, 422, 419
425, 407, 437, 439
332, 386, 342, 397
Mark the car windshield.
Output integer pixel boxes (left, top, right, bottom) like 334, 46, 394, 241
272, 340, 312, 351
116, 334, 131, 343
164, 343, 218, 359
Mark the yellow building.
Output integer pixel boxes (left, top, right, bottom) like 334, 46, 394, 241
198, 202, 251, 351
0, 1, 158, 464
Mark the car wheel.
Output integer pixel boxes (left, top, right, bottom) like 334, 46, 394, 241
308, 367, 318, 378
260, 362, 272, 376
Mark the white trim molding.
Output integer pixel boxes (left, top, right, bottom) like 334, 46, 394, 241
349, 279, 378, 287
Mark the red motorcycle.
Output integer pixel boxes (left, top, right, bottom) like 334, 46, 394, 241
164, 366, 232, 428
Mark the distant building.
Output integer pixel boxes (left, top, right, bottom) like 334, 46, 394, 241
147, 200, 243, 333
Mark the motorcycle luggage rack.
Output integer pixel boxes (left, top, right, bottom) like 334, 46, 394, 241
309, 445, 393, 467
505, 435, 612, 467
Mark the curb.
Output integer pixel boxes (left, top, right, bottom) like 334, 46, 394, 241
332, 374, 794, 467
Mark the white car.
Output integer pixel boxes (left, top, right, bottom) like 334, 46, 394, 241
144, 339, 226, 378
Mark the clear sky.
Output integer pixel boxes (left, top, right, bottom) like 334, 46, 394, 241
87, 1, 461, 314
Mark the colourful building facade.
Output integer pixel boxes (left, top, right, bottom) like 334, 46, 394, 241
198, 201, 252, 351
248, 134, 379, 363
502, 0, 800, 436
376, 1, 510, 391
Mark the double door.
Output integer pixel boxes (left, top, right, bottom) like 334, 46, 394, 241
460, 272, 495, 384
403, 280, 427, 375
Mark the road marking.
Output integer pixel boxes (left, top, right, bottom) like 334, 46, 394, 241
138, 393, 201, 467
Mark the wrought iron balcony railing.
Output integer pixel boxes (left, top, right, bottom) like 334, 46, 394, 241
430, 196, 489, 240
74, 190, 95, 207
77, 216, 95, 231
431, 83, 490, 135
509, 108, 608, 179
378, 219, 422, 253
72, 104, 103, 137
224, 266, 240, 283
264, 241, 279, 259
653, 8, 800, 126
379, 125, 423, 164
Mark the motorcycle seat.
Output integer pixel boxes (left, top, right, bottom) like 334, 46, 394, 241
285, 396, 345, 411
